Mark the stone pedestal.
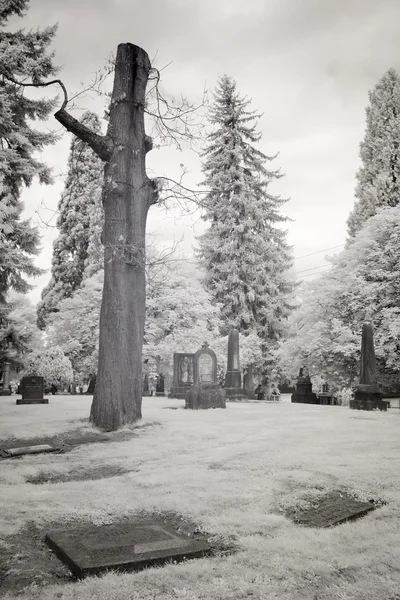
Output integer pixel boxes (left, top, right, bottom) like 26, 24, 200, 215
350, 323, 387, 412
350, 386, 387, 411
185, 382, 226, 410
225, 329, 246, 401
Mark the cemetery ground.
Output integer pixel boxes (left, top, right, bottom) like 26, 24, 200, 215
0, 397, 400, 600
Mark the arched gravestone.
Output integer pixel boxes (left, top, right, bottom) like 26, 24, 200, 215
185, 343, 225, 410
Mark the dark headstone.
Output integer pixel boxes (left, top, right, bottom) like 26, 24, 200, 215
16, 376, 48, 405
45, 521, 210, 578
350, 322, 387, 411
169, 353, 195, 399
293, 493, 375, 528
185, 343, 225, 409
156, 373, 165, 396
142, 373, 152, 397
291, 367, 319, 404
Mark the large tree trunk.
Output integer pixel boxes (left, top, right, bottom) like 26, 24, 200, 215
89, 44, 153, 430
54, 43, 155, 430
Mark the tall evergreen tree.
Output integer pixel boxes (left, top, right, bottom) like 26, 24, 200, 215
0, 0, 57, 365
37, 111, 104, 328
198, 75, 293, 373
347, 68, 400, 239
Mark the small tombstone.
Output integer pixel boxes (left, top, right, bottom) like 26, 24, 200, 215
168, 353, 195, 399
185, 343, 225, 410
16, 376, 48, 405
45, 520, 211, 578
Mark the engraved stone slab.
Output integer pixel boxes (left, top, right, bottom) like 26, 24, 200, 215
45, 521, 211, 578
294, 493, 375, 528
17, 376, 48, 404
198, 353, 213, 383
3, 444, 56, 457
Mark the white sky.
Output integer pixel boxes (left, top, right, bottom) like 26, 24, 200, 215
14, 0, 400, 303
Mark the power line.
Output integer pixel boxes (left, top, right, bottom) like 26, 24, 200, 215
294, 244, 344, 261
297, 266, 332, 279
296, 263, 332, 275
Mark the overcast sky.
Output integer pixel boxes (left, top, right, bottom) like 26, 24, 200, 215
15, 0, 400, 303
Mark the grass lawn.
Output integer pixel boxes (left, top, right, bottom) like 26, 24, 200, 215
1, 394, 400, 599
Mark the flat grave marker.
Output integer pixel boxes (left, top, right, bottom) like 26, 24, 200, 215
293, 493, 376, 528
2, 444, 57, 457
45, 520, 211, 578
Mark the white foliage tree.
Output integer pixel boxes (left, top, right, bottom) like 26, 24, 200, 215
198, 75, 294, 378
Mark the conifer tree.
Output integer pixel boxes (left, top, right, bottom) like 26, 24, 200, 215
347, 68, 400, 239
198, 75, 293, 371
0, 0, 57, 362
37, 111, 104, 328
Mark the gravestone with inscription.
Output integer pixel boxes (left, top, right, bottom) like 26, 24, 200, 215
169, 353, 195, 399
45, 520, 210, 578
16, 376, 48, 405
185, 343, 225, 409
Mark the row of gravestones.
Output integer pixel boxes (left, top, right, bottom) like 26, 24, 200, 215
168, 330, 252, 409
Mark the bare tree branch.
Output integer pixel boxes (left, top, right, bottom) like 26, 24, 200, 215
54, 108, 112, 161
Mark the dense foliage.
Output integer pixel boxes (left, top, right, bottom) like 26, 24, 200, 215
0, 0, 57, 366
278, 207, 400, 394
198, 75, 294, 377
347, 68, 400, 239
37, 111, 104, 328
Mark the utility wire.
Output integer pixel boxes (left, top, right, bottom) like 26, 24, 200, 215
294, 244, 344, 260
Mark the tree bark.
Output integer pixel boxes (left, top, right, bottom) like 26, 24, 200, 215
86, 43, 153, 430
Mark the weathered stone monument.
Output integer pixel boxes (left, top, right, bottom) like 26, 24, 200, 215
156, 373, 165, 396
350, 322, 387, 411
185, 343, 225, 409
142, 373, 151, 397
0, 362, 11, 395
291, 366, 319, 404
16, 376, 48, 405
243, 363, 255, 399
224, 329, 247, 401
169, 353, 194, 399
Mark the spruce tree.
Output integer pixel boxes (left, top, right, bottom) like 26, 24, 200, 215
0, 0, 57, 363
347, 68, 400, 239
198, 75, 293, 367
37, 111, 104, 328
